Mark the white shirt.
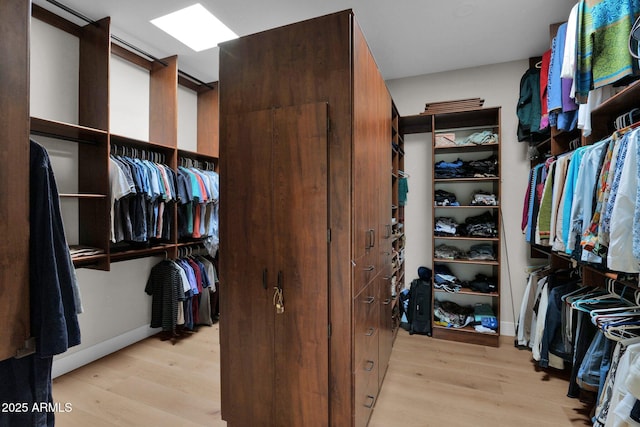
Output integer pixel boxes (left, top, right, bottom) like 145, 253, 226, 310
608, 131, 640, 273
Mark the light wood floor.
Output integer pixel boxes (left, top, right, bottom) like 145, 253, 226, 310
52, 325, 593, 426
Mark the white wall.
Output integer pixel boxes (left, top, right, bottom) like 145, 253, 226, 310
110, 55, 150, 140
387, 60, 535, 336
30, 18, 78, 124
178, 85, 198, 151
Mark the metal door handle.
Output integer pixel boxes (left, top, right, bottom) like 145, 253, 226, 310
364, 360, 375, 371
364, 296, 375, 304
363, 265, 375, 272
383, 298, 391, 305
365, 327, 375, 336
364, 395, 375, 409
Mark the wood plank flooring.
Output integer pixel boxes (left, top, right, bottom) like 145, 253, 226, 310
52, 325, 593, 426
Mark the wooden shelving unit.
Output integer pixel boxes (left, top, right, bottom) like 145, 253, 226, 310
401, 106, 501, 347
28, 5, 219, 271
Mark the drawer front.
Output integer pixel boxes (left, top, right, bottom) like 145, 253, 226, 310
354, 363, 379, 427
353, 252, 379, 297
354, 281, 379, 367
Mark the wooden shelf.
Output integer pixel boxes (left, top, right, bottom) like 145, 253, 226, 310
434, 142, 499, 154
434, 236, 499, 242
435, 177, 499, 183
431, 324, 499, 347
591, 80, 640, 120
433, 258, 498, 266
433, 108, 500, 130
110, 133, 176, 154
178, 149, 219, 162
109, 244, 174, 262
59, 193, 107, 199
30, 117, 108, 144
399, 114, 432, 134
434, 286, 499, 297
71, 253, 109, 269
434, 205, 499, 209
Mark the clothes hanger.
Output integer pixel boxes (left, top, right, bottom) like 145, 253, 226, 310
603, 322, 640, 341
562, 285, 599, 303
572, 280, 636, 313
590, 286, 640, 320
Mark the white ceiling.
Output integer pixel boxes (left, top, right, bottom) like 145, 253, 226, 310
33, 0, 576, 84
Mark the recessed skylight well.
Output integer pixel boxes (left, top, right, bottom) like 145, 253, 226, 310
151, 3, 237, 52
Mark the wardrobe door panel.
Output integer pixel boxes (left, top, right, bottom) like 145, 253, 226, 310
273, 103, 330, 426
0, 0, 30, 362
219, 108, 275, 426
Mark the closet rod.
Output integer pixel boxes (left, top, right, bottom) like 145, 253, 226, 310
45, 0, 94, 26
44, 0, 215, 90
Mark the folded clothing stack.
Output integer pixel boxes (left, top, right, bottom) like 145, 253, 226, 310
434, 189, 459, 206
434, 155, 498, 179
470, 190, 498, 206
434, 300, 475, 328
434, 244, 464, 260
461, 211, 498, 238
474, 303, 498, 331
434, 217, 459, 236
467, 243, 496, 260
468, 273, 497, 293
433, 264, 463, 292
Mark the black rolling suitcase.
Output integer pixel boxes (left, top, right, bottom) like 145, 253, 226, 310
408, 277, 432, 336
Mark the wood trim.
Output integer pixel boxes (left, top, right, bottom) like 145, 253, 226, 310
79, 16, 110, 130
31, 3, 82, 37
150, 56, 178, 147
111, 43, 153, 70
177, 75, 200, 92
197, 83, 219, 157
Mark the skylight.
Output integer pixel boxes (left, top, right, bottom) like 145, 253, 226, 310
150, 3, 238, 52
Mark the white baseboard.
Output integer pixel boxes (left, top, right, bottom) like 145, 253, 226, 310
52, 325, 161, 378
500, 321, 516, 337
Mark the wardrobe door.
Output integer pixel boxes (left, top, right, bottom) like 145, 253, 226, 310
273, 103, 330, 426
0, 0, 30, 361
219, 108, 275, 427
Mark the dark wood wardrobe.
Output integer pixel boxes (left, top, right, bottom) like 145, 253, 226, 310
1, 0, 30, 362
218, 9, 393, 427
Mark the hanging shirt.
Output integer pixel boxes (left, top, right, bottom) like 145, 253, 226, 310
550, 154, 571, 251
562, 146, 589, 249
109, 157, 135, 243
566, 140, 607, 262
561, 2, 580, 81
609, 129, 640, 272
539, 49, 552, 130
